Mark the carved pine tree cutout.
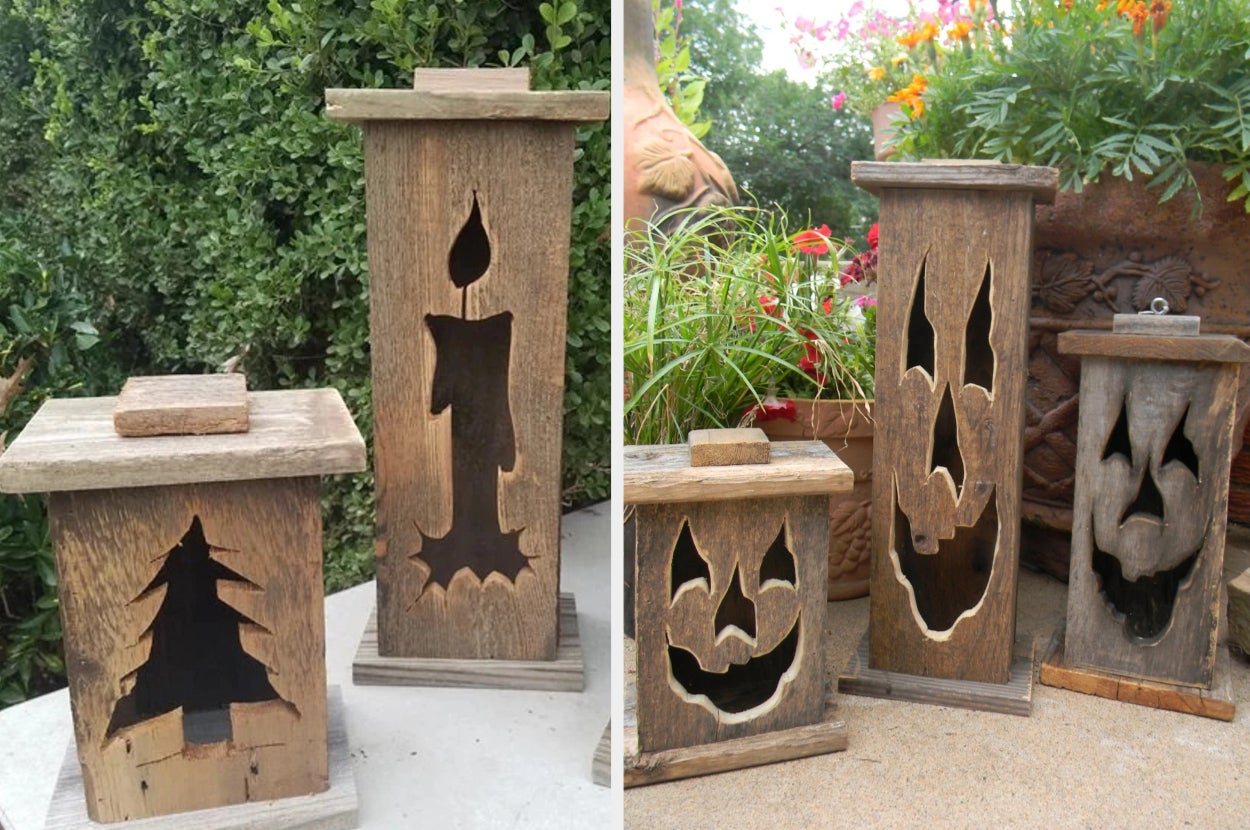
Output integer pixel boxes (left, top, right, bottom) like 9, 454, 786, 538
1102, 399, 1132, 463
1162, 404, 1200, 478
670, 520, 711, 600
1092, 537, 1200, 642
105, 517, 286, 745
893, 480, 996, 632
418, 192, 527, 588
904, 255, 936, 377
930, 383, 965, 493
963, 262, 995, 391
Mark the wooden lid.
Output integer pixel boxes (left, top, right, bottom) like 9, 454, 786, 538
623, 440, 853, 505
0, 389, 366, 494
1058, 330, 1250, 363
325, 67, 609, 124
852, 160, 1059, 203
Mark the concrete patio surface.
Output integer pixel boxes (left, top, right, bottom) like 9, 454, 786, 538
625, 533, 1250, 829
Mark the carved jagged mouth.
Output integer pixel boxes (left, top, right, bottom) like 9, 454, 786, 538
1092, 545, 1199, 642
667, 618, 799, 714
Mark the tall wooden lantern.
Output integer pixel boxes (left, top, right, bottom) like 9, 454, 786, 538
623, 430, 852, 786
839, 162, 1058, 715
0, 376, 365, 827
325, 70, 608, 689
1039, 309, 1250, 720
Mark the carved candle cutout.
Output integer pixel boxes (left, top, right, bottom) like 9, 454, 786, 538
666, 519, 802, 718
105, 516, 289, 746
417, 192, 527, 588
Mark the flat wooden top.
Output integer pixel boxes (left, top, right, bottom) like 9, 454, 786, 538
113, 374, 249, 436
324, 88, 610, 123
852, 160, 1058, 203
624, 440, 853, 504
1058, 330, 1250, 364
0, 389, 366, 494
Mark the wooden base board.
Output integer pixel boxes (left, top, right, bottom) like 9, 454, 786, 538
352, 593, 584, 691
591, 721, 611, 787
838, 630, 1035, 716
1038, 623, 1235, 721
623, 679, 847, 788
45, 687, 358, 830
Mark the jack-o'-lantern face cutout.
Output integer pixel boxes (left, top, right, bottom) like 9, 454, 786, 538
1089, 377, 1210, 641
665, 518, 801, 719
887, 254, 1001, 634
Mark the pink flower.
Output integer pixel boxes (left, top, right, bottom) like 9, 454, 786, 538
854, 295, 877, 308
831, 91, 848, 110
798, 50, 815, 70
795, 16, 813, 33
848, 1, 865, 16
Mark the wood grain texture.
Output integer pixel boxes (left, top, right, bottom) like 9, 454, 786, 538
839, 630, 1034, 716
868, 186, 1035, 684
1058, 330, 1250, 363
623, 680, 846, 788
48, 479, 329, 822
413, 67, 530, 93
1111, 313, 1200, 336
1065, 358, 1238, 686
852, 160, 1058, 202
362, 119, 578, 661
113, 375, 249, 437
45, 687, 358, 830
324, 89, 609, 123
634, 497, 828, 753
0, 390, 364, 494
591, 721, 610, 787
351, 594, 583, 691
1040, 624, 1234, 721
687, 428, 770, 467
1230, 568, 1250, 656
623, 441, 852, 504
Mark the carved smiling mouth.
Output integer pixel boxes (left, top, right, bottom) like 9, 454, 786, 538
1092, 544, 1199, 642
667, 619, 800, 714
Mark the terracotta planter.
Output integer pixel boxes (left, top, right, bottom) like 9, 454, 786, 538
870, 102, 903, 161
758, 400, 874, 600
1023, 162, 1250, 579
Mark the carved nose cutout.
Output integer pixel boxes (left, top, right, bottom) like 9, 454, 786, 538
714, 565, 756, 640
904, 255, 935, 377
448, 192, 491, 288
1120, 465, 1165, 525
931, 383, 965, 492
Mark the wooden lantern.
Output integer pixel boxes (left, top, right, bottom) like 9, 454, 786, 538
325, 69, 608, 689
1039, 311, 1250, 719
839, 162, 1058, 714
623, 430, 853, 786
0, 378, 365, 825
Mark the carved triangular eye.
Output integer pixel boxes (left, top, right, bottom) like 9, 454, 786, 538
1161, 404, 1199, 478
448, 192, 491, 288
758, 524, 795, 585
963, 261, 994, 391
905, 255, 935, 376
1102, 400, 1132, 463
670, 520, 710, 601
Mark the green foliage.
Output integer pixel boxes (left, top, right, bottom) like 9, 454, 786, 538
652, 0, 709, 138
682, 0, 878, 234
893, 0, 1250, 212
0, 0, 609, 706
624, 206, 874, 446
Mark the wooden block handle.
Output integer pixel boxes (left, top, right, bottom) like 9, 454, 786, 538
113, 374, 249, 437
688, 428, 771, 467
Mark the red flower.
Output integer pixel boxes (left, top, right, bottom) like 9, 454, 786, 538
821, 296, 833, 314
792, 224, 832, 255
748, 397, 797, 422
866, 223, 879, 250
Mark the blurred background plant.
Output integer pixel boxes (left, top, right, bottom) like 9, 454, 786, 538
624, 205, 875, 446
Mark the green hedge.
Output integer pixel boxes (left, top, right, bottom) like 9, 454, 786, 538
0, 0, 609, 706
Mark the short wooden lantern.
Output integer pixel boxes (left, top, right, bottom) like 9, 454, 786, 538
0, 378, 365, 826
1039, 311, 1250, 720
326, 69, 608, 689
622, 430, 853, 786
839, 161, 1058, 715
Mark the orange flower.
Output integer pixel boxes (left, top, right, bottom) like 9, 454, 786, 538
1149, 0, 1171, 31
868, 66, 886, 81
1061, 0, 1073, 10
1116, 0, 1135, 15
948, 21, 973, 40
1096, 0, 1109, 10
896, 30, 922, 48
887, 74, 928, 119
916, 22, 940, 42
1128, 1, 1149, 36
